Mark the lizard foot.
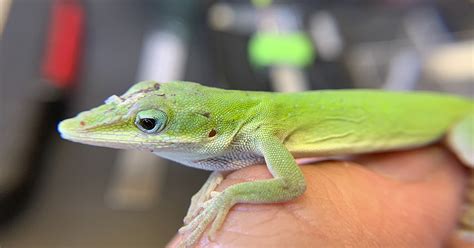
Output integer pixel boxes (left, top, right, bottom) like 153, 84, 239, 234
178, 191, 233, 247
183, 171, 224, 224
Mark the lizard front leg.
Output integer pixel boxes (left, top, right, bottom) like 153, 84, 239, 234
178, 134, 307, 247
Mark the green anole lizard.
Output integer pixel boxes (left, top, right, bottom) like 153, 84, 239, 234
58, 81, 473, 247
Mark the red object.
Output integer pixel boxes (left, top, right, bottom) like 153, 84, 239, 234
42, 0, 84, 88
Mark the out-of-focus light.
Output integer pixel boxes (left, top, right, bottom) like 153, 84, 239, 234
270, 67, 307, 92
137, 31, 187, 82
309, 11, 343, 61
0, 0, 12, 39
248, 32, 315, 67
251, 0, 273, 8
404, 8, 449, 52
383, 49, 420, 90
425, 41, 474, 83
208, 3, 235, 31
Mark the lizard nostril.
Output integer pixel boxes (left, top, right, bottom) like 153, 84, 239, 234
80, 121, 86, 127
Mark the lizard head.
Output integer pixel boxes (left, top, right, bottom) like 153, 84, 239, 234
58, 81, 220, 152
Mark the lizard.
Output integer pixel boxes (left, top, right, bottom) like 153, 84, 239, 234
58, 80, 474, 247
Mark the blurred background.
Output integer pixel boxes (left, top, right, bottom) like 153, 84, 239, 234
0, 0, 473, 247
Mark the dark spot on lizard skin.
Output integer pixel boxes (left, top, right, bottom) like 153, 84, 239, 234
208, 129, 217, 138
127, 83, 163, 98
80, 121, 86, 126
199, 112, 211, 118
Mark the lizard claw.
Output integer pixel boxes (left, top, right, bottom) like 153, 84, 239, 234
178, 191, 233, 247
183, 172, 224, 225
183, 192, 222, 225
210, 191, 220, 198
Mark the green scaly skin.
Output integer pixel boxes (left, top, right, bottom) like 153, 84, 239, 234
58, 81, 474, 247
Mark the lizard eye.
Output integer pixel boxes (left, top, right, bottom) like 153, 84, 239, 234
135, 109, 167, 134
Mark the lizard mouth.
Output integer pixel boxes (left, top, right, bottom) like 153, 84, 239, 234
57, 117, 138, 148
59, 130, 180, 151
58, 119, 184, 151
58, 129, 133, 148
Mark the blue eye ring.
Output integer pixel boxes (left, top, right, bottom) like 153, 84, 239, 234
135, 109, 167, 134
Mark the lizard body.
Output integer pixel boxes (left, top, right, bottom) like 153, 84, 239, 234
58, 81, 474, 247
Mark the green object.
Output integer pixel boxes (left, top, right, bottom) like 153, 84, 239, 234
59, 81, 474, 247
248, 32, 315, 67
251, 0, 272, 8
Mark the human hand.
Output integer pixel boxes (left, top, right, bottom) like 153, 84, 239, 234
169, 145, 471, 247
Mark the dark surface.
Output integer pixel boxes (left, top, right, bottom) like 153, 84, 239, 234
0, 0, 209, 247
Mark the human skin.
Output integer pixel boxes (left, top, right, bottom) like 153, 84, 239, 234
169, 145, 471, 247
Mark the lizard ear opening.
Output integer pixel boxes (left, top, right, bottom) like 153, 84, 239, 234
208, 129, 217, 138
135, 109, 167, 134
